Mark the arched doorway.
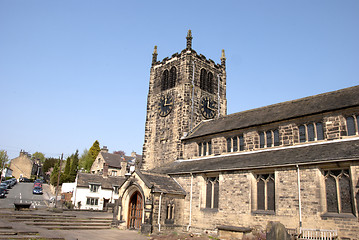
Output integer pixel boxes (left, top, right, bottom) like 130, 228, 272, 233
127, 191, 143, 229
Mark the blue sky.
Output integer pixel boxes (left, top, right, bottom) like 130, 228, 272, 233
1, 0, 358, 160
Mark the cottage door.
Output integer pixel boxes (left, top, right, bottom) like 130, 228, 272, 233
128, 191, 143, 229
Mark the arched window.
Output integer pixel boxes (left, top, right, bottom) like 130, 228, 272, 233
161, 70, 169, 91
346, 116, 356, 136
200, 69, 207, 91
169, 66, 177, 88
207, 72, 213, 93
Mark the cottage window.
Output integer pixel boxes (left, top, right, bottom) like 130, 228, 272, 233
90, 184, 100, 192
324, 169, 353, 214
206, 176, 219, 209
86, 197, 99, 205
256, 174, 275, 211
111, 170, 117, 176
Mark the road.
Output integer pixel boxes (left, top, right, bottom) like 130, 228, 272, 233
0, 182, 51, 209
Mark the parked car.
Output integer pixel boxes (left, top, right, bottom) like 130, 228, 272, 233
0, 182, 9, 189
19, 177, 32, 182
33, 182, 42, 189
33, 186, 43, 195
0, 188, 5, 198
0, 185, 8, 194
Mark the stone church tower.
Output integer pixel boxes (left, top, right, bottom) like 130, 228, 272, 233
141, 30, 227, 170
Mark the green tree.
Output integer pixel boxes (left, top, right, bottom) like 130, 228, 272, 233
70, 150, 79, 181
32, 152, 45, 163
0, 150, 9, 169
50, 159, 61, 186
42, 157, 58, 182
62, 157, 71, 183
43, 158, 58, 174
86, 140, 100, 171
78, 149, 91, 171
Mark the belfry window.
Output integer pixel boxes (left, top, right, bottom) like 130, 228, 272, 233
256, 174, 275, 211
324, 169, 353, 214
200, 68, 214, 93
169, 66, 177, 89
161, 70, 169, 91
206, 176, 219, 209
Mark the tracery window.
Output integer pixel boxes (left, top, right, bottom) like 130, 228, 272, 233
324, 169, 353, 214
166, 203, 175, 220
206, 176, 219, 209
256, 174, 275, 211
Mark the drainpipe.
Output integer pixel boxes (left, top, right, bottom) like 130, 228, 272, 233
187, 173, 193, 231
158, 192, 163, 232
296, 165, 302, 229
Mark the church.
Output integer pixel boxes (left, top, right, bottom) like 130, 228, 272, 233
76, 31, 359, 239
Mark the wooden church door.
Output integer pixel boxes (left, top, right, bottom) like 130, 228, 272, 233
128, 191, 143, 229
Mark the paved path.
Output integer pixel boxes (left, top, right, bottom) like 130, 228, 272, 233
0, 208, 150, 240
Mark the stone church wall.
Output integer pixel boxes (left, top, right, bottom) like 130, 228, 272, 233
170, 164, 359, 238
183, 110, 358, 160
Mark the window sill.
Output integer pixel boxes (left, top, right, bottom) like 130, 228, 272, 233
321, 212, 356, 219
252, 210, 275, 215
200, 208, 219, 213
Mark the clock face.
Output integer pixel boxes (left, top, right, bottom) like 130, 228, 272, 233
200, 96, 217, 119
158, 94, 174, 117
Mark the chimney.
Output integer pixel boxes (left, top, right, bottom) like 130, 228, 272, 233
101, 146, 109, 153
103, 163, 109, 177
131, 151, 136, 158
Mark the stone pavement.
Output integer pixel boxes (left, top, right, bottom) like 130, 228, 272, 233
0, 208, 150, 240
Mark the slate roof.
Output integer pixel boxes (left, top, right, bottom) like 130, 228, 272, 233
76, 172, 126, 189
185, 85, 359, 140
101, 152, 124, 168
154, 139, 359, 174
137, 171, 186, 195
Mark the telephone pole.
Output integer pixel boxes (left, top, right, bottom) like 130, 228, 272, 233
54, 153, 63, 208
